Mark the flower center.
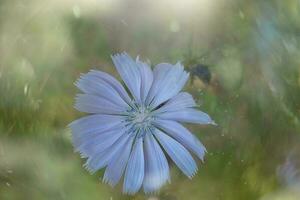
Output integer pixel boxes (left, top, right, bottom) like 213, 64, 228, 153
125, 105, 153, 134
134, 112, 148, 123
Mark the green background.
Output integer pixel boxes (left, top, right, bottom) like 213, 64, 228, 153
1, 0, 300, 199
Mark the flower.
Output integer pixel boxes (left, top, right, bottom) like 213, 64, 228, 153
69, 52, 215, 194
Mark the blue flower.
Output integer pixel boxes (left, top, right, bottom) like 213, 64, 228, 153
69, 52, 215, 194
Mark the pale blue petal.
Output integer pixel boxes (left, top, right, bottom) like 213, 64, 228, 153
112, 53, 141, 102
89, 70, 132, 105
75, 94, 126, 114
69, 114, 124, 147
143, 132, 170, 193
154, 129, 198, 178
146, 62, 189, 108
137, 58, 153, 103
84, 133, 131, 173
154, 92, 196, 114
75, 125, 125, 158
75, 70, 129, 108
103, 135, 134, 187
156, 108, 215, 125
153, 119, 206, 161
145, 63, 173, 105
123, 137, 144, 194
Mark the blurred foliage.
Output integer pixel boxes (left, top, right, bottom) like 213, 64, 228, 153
1, 0, 300, 199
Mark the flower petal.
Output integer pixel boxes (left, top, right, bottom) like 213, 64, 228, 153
112, 53, 141, 102
143, 132, 170, 193
153, 119, 206, 161
154, 129, 198, 178
75, 71, 128, 107
75, 124, 125, 158
123, 137, 145, 194
89, 70, 132, 105
156, 108, 215, 125
69, 114, 124, 147
145, 63, 173, 106
75, 94, 126, 115
154, 92, 196, 114
84, 133, 131, 174
103, 134, 134, 187
146, 62, 189, 108
137, 58, 153, 103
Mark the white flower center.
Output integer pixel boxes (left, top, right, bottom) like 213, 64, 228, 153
126, 105, 153, 133
134, 112, 149, 123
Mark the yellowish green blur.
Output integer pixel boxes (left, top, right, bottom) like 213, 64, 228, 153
1, 0, 300, 199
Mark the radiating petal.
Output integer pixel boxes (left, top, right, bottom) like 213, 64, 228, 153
69, 114, 124, 147
89, 70, 132, 105
145, 63, 173, 106
154, 129, 198, 178
75, 124, 125, 158
153, 119, 206, 161
154, 92, 196, 114
137, 58, 153, 103
146, 62, 189, 108
145, 63, 172, 106
112, 53, 141, 102
75, 70, 129, 107
103, 134, 134, 187
156, 108, 215, 125
84, 133, 132, 174
123, 137, 144, 194
143, 132, 170, 193
75, 94, 127, 115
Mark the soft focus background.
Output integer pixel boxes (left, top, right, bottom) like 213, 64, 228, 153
1, 0, 300, 199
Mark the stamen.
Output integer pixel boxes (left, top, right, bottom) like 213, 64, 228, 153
125, 102, 153, 137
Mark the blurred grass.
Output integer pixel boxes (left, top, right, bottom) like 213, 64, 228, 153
1, 0, 300, 199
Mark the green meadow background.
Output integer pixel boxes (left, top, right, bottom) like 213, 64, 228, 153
1, 0, 300, 199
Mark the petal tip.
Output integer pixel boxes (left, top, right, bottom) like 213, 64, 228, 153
211, 121, 218, 126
